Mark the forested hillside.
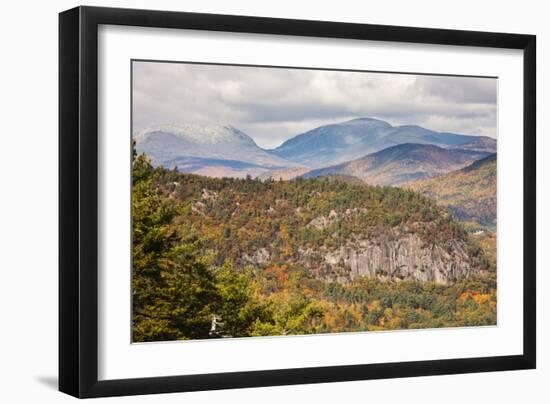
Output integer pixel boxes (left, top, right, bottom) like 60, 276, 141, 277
132, 151, 496, 342
408, 154, 496, 227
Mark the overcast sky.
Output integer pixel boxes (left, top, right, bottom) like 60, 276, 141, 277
132, 61, 497, 149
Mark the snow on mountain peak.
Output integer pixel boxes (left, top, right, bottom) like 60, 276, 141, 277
346, 117, 392, 127
135, 123, 256, 146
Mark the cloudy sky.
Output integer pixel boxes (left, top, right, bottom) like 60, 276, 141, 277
132, 61, 497, 149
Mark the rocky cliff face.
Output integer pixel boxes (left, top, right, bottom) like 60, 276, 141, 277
242, 224, 476, 285
298, 229, 473, 285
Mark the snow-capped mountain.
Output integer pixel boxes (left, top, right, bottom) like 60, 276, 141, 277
270, 118, 494, 168
134, 120, 495, 180
134, 124, 294, 175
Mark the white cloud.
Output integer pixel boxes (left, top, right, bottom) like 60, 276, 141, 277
132, 61, 497, 149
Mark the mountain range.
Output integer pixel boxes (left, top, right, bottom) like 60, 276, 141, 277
134, 118, 496, 181
301, 143, 491, 186
270, 117, 495, 167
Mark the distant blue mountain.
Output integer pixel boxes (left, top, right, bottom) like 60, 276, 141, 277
134, 119, 496, 179
165, 156, 267, 171
135, 124, 294, 169
270, 117, 495, 168
162, 156, 274, 179
301, 143, 491, 186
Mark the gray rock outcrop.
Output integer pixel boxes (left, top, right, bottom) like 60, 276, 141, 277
298, 228, 474, 285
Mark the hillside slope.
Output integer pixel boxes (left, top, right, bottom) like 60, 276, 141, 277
408, 154, 496, 227
302, 143, 491, 186
157, 171, 493, 284
132, 154, 497, 341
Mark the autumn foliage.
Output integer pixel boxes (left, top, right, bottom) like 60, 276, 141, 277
132, 150, 496, 342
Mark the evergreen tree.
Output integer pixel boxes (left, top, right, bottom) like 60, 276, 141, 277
132, 151, 219, 341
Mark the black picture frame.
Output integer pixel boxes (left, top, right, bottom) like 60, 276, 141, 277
59, 5, 536, 398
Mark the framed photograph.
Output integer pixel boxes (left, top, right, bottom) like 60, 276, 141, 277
59, 6, 536, 398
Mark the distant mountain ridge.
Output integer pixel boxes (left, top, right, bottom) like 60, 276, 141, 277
301, 143, 491, 186
136, 123, 293, 162
135, 124, 297, 178
134, 119, 495, 179
448, 137, 497, 153
270, 117, 495, 168
162, 156, 273, 179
